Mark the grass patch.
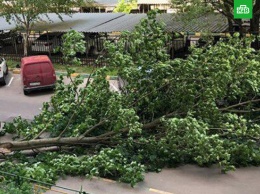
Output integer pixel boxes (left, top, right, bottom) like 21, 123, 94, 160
7, 60, 19, 68
7, 60, 118, 76
53, 63, 118, 76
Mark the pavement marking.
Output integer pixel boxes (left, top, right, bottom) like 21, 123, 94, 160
92, 176, 116, 183
106, 75, 110, 80
71, 73, 80, 77
149, 188, 174, 194
7, 77, 14, 87
101, 177, 116, 183
110, 82, 119, 91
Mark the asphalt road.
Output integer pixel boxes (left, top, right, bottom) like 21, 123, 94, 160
45, 165, 260, 194
0, 72, 52, 122
0, 72, 119, 122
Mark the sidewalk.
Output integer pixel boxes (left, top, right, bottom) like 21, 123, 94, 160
11, 68, 118, 80
44, 165, 260, 194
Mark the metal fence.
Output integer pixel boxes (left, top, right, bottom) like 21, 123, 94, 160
0, 32, 107, 66
3, 31, 258, 65
0, 32, 188, 64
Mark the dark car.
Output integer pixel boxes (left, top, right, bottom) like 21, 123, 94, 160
31, 32, 63, 53
0, 30, 23, 48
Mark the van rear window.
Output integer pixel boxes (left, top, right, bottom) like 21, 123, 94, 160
24, 64, 41, 75
41, 63, 53, 73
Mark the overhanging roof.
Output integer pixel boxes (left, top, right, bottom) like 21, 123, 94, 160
93, 0, 118, 6
0, 13, 124, 32
137, 0, 171, 4
0, 13, 229, 33
157, 13, 228, 33
89, 14, 147, 33
31, 13, 124, 32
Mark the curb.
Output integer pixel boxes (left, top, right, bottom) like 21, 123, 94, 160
70, 73, 80, 77
12, 68, 21, 74
55, 71, 118, 80
10, 69, 118, 80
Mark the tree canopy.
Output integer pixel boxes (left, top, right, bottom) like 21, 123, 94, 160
113, 0, 137, 13
171, 0, 260, 34
0, 0, 84, 56
0, 10, 259, 191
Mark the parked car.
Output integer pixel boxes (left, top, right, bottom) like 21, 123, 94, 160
0, 58, 8, 85
31, 32, 63, 53
21, 55, 56, 95
117, 75, 128, 91
0, 30, 23, 49
117, 67, 153, 91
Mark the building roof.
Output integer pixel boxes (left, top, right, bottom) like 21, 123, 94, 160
94, 0, 118, 6
157, 13, 228, 33
0, 13, 229, 33
32, 13, 124, 32
137, 0, 171, 4
89, 14, 147, 32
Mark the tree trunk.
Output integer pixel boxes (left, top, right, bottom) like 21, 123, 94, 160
228, 18, 234, 34
23, 34, 27, 56
250, 17, 259, 35
0, 136, 107, 151
223, 1, 234, 33
0, 113, 171, 152
23, 23, 30, 56
250, 0, 260, 35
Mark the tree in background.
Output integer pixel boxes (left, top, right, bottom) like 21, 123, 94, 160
0, 0, 84, 56
114, 0, 137, 13
171, 0, 260, 34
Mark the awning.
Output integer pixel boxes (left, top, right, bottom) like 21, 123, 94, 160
0, 13, 229, 34
137, 0, 171, 5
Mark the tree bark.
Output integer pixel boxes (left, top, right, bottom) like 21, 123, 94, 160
250, 0, 260, 35
0, 136, 107, 151
0, 112, 177, 152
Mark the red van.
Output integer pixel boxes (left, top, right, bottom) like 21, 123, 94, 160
21, 55, 56, 95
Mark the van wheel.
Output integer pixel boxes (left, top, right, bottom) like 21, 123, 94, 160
23, 90, 29, 95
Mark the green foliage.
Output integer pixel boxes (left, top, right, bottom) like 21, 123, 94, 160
171, 0, 213, 16
104, 9, 260, 171
171, 0, 260, 34
4, 117, 31, 138
48, 149, 144, 187
56, 30, 86, 66
114, 0, 137, 13
1, 10, 260, 187
0, 181, 33, 194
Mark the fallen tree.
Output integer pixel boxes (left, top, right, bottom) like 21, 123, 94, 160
0, 11, 260, 189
